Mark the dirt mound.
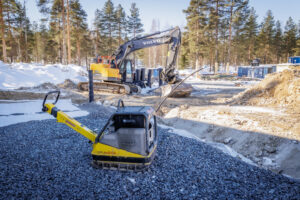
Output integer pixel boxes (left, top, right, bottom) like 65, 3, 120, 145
35, 82, 59, 90
57, 79, 77, 89
0, 90, 45, 100
230, 69, 300, 111
17, 82, 58, 90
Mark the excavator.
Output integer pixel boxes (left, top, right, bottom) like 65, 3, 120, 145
77, 26, 190, 96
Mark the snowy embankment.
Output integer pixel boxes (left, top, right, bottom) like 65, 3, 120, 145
0, 61, 87, 90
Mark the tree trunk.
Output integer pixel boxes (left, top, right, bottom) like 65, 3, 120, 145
24, 0, 28, 62
0, 0, 7, 62
77, 39, 80, 65
227, 0, 233, 73
118, 23, 121, 46
61, 0, 67, 64
214, 0, 219, 72
17, 37, 21, 61
66, 0, 71, 64
35, 33, 39, 62
7, 9, 13, 62
133, 28, 136, 67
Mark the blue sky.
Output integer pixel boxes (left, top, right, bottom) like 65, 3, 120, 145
27, 0, 300, 32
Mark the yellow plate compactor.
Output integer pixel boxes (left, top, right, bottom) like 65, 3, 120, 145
42, 91, 157, 170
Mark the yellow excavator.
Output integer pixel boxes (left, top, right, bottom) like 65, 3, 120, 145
77, 27, 190, 96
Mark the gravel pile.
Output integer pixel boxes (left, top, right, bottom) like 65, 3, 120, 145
0, 106, 299, 199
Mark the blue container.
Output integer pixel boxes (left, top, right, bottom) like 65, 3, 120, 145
238, 67, 249, 77
256, 67, 264, 78
288, 56, 300, 64
238, 67, 243, 77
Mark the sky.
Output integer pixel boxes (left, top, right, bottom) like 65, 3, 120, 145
26, 0, 300, 32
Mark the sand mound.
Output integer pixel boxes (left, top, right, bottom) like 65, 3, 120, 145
230, 69, 300, 111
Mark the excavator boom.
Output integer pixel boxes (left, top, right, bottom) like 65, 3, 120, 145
113, 26, 181, 83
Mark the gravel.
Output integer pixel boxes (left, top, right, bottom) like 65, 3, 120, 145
0, 105, 299, 199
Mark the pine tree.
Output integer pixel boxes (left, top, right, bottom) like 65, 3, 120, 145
179, 31, 189, 69
127, 3, 143, 38
226, 0, 249, 67
70, 0, 87, 65
99, 0, 117, 54
66, 0, 71, 64
207, 0, 228, 71
256, 10, 275, 64
183, 0, 209, 68
244, 7, 258, 62
283, 17, 297, 59
37, 0, 68, 63
93, 8, 103, 55
274, 20, 283, 63
115, 4, 126, 46
0, 0, 8, 62
127, 3, 143, 65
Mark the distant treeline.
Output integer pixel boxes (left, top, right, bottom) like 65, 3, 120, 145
0, 0, 143, 65
0, 0, 299, 69
181, 0, 300, 69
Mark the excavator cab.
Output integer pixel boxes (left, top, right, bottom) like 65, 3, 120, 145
119, 59, 135, 83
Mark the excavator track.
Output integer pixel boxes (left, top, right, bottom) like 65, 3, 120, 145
77, 82, 131, 94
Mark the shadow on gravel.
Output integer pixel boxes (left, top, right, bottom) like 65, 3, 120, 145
0, 110, 299, 199
161, 116, 300, 180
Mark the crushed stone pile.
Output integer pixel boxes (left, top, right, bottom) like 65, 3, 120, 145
0, 105, 299, 199
230, 69, 300, 111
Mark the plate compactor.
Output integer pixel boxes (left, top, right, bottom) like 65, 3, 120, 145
42, 91, 157, 170
41, 69, 202, 170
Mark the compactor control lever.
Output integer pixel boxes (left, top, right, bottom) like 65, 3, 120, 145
41, 90, 97, 143
42, 90, 60, 112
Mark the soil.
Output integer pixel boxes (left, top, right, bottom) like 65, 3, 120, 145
1, 75, 299, 180
229, 69, 300, 113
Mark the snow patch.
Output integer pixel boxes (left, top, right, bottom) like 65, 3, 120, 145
0, 62, 87, 90
0, 99, 88, 127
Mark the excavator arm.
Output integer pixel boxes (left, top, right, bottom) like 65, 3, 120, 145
112, 26, 181, 84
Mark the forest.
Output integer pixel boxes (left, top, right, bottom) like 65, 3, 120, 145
0, 0, 300, 69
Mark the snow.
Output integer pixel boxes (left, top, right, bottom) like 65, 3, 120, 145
0, 99, 89, 127
141, 81, 159, 94
0, 61, 87, 90
126, 177, 136, 184
177, 65, 237, 77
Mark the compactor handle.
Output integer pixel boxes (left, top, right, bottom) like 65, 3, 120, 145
42, 90, 60, 111
117, 99, 124, 110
